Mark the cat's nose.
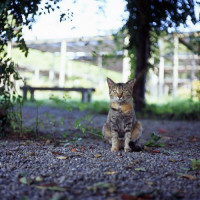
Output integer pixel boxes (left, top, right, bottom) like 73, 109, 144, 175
118, 93, 123, 99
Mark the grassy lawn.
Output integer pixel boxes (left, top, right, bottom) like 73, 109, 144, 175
23, 97, 200, 120
12, 48, 123, 101
12, 48, 122, 84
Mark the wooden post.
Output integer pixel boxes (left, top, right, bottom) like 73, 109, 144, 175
59, 40, 67, 87
122, 37, 130, 82
82, 91, 88, 102
158, 38, 164, 97
98, 54, 103, 86
23, 87, 28, 100
88, 90, 92, 102
49, 70, 55, 81
49, 52, 57, 81
34, 68, 40, 80
173, 35, 179, 98
30, 89, 34, 101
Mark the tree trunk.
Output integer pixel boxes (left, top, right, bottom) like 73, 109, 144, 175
133, 0, 150, 111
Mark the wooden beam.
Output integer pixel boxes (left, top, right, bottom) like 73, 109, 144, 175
179, 38, 198, 55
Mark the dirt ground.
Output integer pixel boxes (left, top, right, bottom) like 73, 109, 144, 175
0, 106, 200, 200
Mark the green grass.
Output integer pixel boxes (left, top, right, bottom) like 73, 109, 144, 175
23, 98, 200, 120
11, 48, 122, 84
141, 98, 200, 120
12, 48, 122, 101
24, 99, 110, 115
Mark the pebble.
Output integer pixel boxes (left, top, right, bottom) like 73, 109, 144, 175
0, 107, 200, 199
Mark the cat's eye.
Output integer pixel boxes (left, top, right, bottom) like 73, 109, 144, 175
123, 89, 128, 92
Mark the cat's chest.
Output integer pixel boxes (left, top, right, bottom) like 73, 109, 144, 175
110, 108, 134, 134
110, 102, 133, 114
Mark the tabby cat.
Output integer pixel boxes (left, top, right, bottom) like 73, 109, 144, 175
102, 78, 143, 152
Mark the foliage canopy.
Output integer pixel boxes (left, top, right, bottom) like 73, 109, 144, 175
123, 0, 198, 110
0, 0, 67, 134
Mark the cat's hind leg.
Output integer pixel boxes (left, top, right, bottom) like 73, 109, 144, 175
124, 121, 142, 152
129, 121, 143, 151
131, 121, 142, 142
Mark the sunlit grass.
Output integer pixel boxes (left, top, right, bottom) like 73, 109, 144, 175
12, 48, 122, 84
143, 98, 200, 120
23, 99, 109, 115
22, 97, 200, 120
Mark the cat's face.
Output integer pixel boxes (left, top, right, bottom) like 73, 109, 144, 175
107, 78, 134, 103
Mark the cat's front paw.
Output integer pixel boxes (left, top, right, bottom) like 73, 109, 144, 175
111, 146, 119, 152
124, 147, 131, 152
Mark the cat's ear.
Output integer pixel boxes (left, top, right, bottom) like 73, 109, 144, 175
126, 79, 135, 88
107, 77, 115, 88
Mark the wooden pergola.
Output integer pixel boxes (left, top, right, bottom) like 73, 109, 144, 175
12, 35, 129, 87
156, 32, 200, 98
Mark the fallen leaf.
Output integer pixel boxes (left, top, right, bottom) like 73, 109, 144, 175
188, 136, 198, 142
152, 149, 160, 153
107, 186, 116, 193
158, 128, 167, 134
71, 148, 78, 152
163, 150, 179, 155
177, 173, 196, 180
21, 156, 27, 159
135, 167, 146, 172
94, 154, 102, 158
56, 156, 68, 160
105, 171, 116, 175
131, 160, 139, 165
52, 151, 65, 156
36, 185, 66, 191
191, 159, 200, 170
180, 167, 190, 171
87, 182, 115, 193
19, 177, 32, 185
117, 153, 122, 156
145, 181, 154, 186
27, 152, 35, 156
168, 159, 176, 162
35, 176, 43, 182
45, 140, 51, 145
126, 165, 133, 170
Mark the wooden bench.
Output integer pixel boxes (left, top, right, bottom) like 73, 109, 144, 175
20, 86, 95, 102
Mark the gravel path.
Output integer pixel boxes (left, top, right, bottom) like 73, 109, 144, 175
0, 106, 200, 200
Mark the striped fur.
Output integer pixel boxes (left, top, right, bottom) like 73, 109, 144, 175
102, 78, 143, 152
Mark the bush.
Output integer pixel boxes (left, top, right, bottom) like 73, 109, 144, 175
141, 99, 200, 120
